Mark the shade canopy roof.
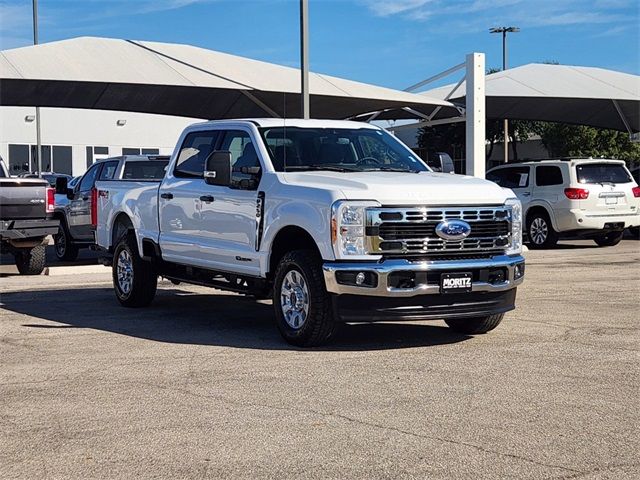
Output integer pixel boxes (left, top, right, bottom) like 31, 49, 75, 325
0, 36, 457, 121
417, 63, 640, 133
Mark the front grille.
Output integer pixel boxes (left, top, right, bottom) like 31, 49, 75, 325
366, 206, 511, 256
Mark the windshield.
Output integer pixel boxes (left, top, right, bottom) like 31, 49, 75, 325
576, 163, 632, 184
259, 127, 428, 173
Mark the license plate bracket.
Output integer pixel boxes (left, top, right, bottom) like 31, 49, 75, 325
440, 272, 473, 294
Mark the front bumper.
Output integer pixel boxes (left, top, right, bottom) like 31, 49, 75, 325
323, 254, 525, 297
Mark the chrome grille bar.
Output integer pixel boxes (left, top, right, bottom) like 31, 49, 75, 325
366, 206, 511, 255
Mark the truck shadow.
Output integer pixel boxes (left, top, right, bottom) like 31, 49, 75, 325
2, 286, 472, 351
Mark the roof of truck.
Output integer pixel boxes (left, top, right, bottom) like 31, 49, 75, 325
188, 118, 381, 129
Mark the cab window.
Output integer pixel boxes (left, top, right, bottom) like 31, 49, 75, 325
174, 131, 220, 178
98, 161, 119, 181
79, 164, 100, 192
219, 130, 261, 189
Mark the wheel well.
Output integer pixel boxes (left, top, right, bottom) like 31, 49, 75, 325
269, 226, 320, 276
526, 206, 552, 227
111, 213, 134, 248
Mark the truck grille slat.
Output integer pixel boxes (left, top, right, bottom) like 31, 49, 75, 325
367, 206, 511, 256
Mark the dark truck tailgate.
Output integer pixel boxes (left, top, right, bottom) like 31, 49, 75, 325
0, 178, 50, 220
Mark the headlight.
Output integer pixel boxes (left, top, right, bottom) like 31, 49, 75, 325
505, 197, 522, 255
331, 200, 380, 259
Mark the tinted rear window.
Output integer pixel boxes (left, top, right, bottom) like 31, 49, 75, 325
123, 161, 169, 180
576, 163, 632, 184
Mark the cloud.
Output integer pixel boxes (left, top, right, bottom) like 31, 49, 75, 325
361, 0, 637, 32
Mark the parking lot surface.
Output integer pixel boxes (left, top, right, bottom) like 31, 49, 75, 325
1, 240, 639, 479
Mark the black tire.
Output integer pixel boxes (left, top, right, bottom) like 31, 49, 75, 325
54, 223, 79, 261
628, 226, 640, 239
112, 232, 157, 307
272, 250, 335, 347
526, 211, 559, 249
594, 231, 624, 247
15, 245, 46, 275
445, 313, 504, 334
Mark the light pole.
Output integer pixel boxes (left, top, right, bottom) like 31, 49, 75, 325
32, 0, 43, 176
300, 0, 309, 119
490, 26, 519, 163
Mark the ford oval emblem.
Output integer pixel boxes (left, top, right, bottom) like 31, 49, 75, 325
435, 220, 471, 241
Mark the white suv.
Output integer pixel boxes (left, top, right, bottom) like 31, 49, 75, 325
487, 159, 640, 248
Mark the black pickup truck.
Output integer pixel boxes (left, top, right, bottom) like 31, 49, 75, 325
0, 159, 59, 275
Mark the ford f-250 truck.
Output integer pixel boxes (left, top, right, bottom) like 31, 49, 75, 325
95, 119, 525, 346
1, 158, 59, 275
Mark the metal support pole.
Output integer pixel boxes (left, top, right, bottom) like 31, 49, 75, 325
32, 0, 42, 176
502, 31, 509, 164
465, 53, 486, 178
300, 0, 309, 119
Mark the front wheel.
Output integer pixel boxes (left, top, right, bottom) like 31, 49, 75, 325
526, 212, 558, 249
273, 250, 335, 347
594, 231, 624, 247
112, 233, 157, 307
445, 313, 504, 334
15, 245, 46, 275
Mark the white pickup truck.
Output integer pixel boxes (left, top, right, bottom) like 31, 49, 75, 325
95, 119, 525, 346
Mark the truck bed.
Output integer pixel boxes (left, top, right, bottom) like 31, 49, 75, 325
95, 180, 161, 250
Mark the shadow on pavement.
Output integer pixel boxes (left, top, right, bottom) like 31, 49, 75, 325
2, 286, 472, 351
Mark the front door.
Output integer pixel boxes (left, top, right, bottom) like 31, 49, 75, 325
198, 129, 262, 276
68, 163, 101, 240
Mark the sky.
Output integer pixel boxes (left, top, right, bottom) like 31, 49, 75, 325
0, 0, 638, 91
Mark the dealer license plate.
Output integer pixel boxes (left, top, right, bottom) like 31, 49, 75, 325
440, 272, 473, 294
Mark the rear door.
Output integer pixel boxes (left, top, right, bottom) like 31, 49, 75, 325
534, 164, 566, 209
487, 166, 533, 208
573, 162, 636, 216
158, 130, 220, 265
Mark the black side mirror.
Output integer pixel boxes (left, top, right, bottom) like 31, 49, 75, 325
204, 151, 232, 186
55, 176, 68, 194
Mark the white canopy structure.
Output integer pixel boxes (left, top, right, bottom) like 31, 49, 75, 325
417, 64, 640, 133
0, 36, 458, 121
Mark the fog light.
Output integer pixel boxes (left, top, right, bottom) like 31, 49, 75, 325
514, 263, 525, 280
355, 272, 366, 285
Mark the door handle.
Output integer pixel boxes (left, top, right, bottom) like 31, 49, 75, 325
199, 195, 215, 203
160, 193, 174, 200
522, 192, 531, 196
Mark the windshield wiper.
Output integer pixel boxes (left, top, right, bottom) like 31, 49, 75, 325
285, 164, 359, 172
361, 166, 421, 173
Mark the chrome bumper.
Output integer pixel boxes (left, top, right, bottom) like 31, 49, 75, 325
323, 254, 525, 297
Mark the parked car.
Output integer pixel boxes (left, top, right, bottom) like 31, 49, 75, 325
487, 159, 640, 248
53, 155, 169, 261
0, 158, 59, 274
95, 119, 525, 347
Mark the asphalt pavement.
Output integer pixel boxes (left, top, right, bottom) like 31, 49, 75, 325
1, 240, 639, 479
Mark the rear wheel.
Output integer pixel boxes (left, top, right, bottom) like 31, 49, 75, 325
54, 224, 79, 261
628, 226, 640, 239
445, 313, 504, 334
526, 211, 558, 249
273, 250, 335, 347
113, 233, 157, 307
594, 231, 624, 247
15, 245, 46, 275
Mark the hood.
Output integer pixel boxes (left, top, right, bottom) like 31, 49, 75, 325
280, 171, 511, 205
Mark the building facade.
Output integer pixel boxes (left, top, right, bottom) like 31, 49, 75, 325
0, 107, 200, 176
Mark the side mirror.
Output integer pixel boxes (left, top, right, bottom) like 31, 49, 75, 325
204, 151, 232, 186
55, 176, 68, 194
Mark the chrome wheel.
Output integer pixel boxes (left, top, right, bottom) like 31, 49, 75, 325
280, 269, 309, 330
116, 249, 133, 295
530, 217, 548, 245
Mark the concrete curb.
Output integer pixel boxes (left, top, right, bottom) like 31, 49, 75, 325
44, 264, 110, 276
